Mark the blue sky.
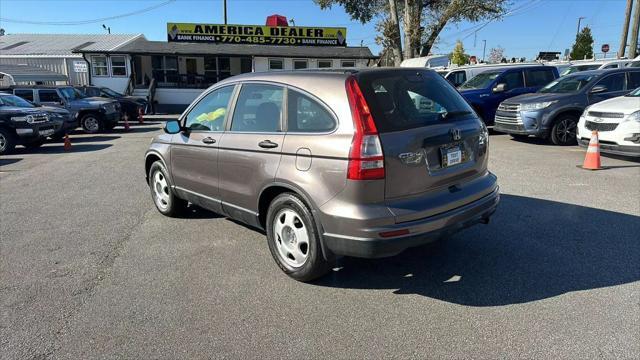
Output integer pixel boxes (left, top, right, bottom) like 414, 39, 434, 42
0, 0, 631, 59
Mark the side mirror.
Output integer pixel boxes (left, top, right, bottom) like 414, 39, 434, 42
492, 83, 506, 93
590, 85, 608, 94
164, 120, 182, 134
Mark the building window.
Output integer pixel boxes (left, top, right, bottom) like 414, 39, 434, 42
341, 60, 356, 68
110, 55, 127, 76
91, 55, 108, 76
269, 59, 284, 70
218, 57, 231, 81
318, 60, 333, 68
293, 59, 308, 70
152, 55, 178, 84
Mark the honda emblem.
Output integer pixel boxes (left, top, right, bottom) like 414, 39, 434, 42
450, 128, 461, 141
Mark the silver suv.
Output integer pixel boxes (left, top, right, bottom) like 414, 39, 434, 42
145, 69, 499, 281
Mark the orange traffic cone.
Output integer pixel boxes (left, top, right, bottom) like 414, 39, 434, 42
123, 113, 130, 131
581, 130, 601, 170
138, 107, 144, 124
63, 134, 72, 151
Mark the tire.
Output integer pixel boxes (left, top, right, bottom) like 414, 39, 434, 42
80, 113, 103, 134
0, 128, 17, 155
266, 193, 330, 282
510, 134, 529, 140
148, 161, 188, 217
23, 139, 45, 149
550, 116, 578, 145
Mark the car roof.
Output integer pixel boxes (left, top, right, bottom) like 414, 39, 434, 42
9, 85, 73, 89
573, 68, 639, 76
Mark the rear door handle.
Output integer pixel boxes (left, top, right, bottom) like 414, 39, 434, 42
202, 137, 216, 144
258, 140, 278, 149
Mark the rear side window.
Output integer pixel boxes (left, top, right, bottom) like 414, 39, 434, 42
358, 70, 475, 133
14, 89, 34, 101
38, 89, 61, 102
525, 69, 555, 87
185, 86, 234, 131
500, 71, 524, 90
231, 84, 283, 132
446, 71, 466, 87
287, 90, 335, 132
627, 72, 640, 90
84, 87, 101, 97
595, 73, 625, 92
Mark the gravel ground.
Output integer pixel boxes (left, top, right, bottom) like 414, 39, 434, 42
1, 124, 638, 359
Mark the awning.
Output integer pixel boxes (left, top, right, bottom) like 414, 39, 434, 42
0, 64, 68, 83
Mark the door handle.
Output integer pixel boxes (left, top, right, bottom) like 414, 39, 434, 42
202, 137, 216, 144
258, 140, 278, 149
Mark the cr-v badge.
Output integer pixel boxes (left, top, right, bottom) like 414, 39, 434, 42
399, 149, 426, 165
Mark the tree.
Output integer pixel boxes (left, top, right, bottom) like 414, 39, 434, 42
570, 26, 594, 60
450, 40, 468, 66
488, 46, 505, 64
315, 0, 508, 66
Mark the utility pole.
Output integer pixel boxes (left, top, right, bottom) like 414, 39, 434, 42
576, 16, 586, 38
619, 0, 633, 58
223, 0, 227, 24
482, 40, 487, 62
630, 0, 640, 58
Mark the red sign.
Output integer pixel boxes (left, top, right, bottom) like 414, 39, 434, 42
601, 44, 610, 53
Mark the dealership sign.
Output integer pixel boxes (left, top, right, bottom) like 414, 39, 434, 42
167, 23, 347, 46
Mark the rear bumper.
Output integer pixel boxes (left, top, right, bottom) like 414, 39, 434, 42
322, 187, 500, 258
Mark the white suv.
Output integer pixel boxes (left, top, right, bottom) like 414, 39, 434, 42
577, 88, 640, 157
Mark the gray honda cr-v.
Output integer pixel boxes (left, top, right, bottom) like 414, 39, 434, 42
145, 68, 499, 281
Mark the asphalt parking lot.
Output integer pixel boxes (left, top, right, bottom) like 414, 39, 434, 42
1, 122, 639, 359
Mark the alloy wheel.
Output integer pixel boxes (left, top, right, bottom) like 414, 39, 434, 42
84, 116, 100, 133
0, 133, 6, 153
555, 119, 577, 144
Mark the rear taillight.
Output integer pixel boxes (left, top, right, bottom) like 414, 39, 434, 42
345, 76, 385, 180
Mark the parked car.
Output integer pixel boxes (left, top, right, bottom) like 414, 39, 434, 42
445, 63, 540, 88
0, 93, 63, 154
144, 69, 499, 281
494, 68, 640, 145
560, 59, 634, 76
7, 85, 120, 133
458, 65, 559, 125
400, 55, 450, 68
577, 87, 640, 157
76, 86, 148, 120
0, 92, 73, 140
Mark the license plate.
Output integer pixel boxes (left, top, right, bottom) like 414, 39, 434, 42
441, 145, 463, 167
40, 129, 54, 136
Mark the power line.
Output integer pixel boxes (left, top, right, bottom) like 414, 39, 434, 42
0, 0, 176, 26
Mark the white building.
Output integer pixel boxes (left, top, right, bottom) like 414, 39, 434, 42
0, 33, 143, 86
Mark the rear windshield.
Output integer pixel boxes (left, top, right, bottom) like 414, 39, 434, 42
358, 70, 475, 133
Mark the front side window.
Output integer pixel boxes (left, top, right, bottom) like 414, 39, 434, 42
91, 56, 108, 76
287, 90, 335, 132
459, 71, 500, 90
525, 69, 556, 87
38, 89, 61, 102
269, 59, 284, 70
111, 56, 127, 76
446, 71, 466, 87
318, 60, 332, 68
82, 87, 101, 97
59, 87, 82, 100
14, 89, 34, 101
293, 59, 308, 70
539, 73, 595, 93
231, 84, 283, 132
595, 73, 625, 92
500, 71, 524, 90
627, 72, 640, 90
184, 86, 234, 131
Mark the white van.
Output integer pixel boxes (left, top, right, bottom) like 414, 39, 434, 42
400, 55, 450, 69
560, 59, 634, 76
444, 63, 540, 87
